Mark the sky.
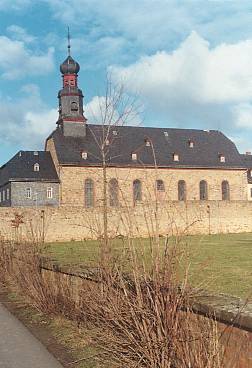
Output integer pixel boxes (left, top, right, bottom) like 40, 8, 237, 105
1, 0, 252, 165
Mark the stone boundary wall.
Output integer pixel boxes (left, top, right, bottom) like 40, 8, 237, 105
42, 263, 252, 367
1, 200, 252, 242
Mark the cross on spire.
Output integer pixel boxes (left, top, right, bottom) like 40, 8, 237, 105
67, 26, 71, 56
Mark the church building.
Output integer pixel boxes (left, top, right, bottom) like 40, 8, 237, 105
1, 45, 252, 207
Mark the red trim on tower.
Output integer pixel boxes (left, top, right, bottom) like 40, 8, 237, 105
63, 116, 86, 122
63, 73, 77, 87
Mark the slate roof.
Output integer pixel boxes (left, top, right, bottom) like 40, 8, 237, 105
46, 124, 246, 169
240, 154, 252, 183
0, 151, 59, 187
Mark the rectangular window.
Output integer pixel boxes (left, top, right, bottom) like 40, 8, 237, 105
0, 192, 1, 203
81, 151, 88, 159
132, 153, 137, 160
6, 188, 9, 200
26, 188, 31, 199
2, 190, 5, 201
47, 187, 53, 199
173, 153, 179, 161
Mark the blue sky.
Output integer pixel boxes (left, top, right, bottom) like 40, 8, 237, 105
1, 0, 252, 165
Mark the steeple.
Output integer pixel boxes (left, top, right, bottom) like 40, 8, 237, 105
67, 26, 71, 56
57, 28, 86, 138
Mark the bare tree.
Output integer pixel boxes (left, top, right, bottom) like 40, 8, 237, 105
87, 76, 143, 267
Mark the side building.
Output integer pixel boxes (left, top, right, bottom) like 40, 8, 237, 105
0, 151, 59, 207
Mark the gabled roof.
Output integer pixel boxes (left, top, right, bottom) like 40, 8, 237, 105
0, 151, 59, 187
46, 124, 245, 169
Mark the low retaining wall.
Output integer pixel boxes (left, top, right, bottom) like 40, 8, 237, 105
42, 263, 252, 368
1, 201, 252, 242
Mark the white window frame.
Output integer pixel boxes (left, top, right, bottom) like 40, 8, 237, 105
220, 155, 226, 163
2, 190, 5, 201
132, 153, 137, 161
34, 163, 40, 172
145, 140, 151, 147
6, 188, 9, 200
81, 151, 88, 159
47, 187, 53, 199
173, 153, 179, 162
26, 188, 32, 199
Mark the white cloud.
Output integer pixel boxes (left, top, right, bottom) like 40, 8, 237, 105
7, 25, 36, 43
0, 84, 57, 149
0, 0, 32, 10
85, 95, 141, 126
45, 1, 252, 51
233, 103, 252, 129
0, 35, 54, 79
110, 31, 252, 132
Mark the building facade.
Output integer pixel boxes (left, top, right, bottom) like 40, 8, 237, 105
0, 151, 59, 207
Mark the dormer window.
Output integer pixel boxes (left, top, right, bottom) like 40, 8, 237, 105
145, 139, 151, 147
164, 131, 169, 137
173, 153, 179, 162
33, 151, 39, 156
34, 163, 40, 172
132, 153, 137, 161
81, 151, 88, 159
188, 140, 194, 148
113, 130, 118, 136
219, 154, 225, 163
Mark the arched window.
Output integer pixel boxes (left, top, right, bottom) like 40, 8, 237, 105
199, 180, 208, 200
156, 180, 165, 192
133, 179, 142, 204
178, 180, 186, 201
71, 102, 78, 112
109, 178, 119, 207
34, 163, 40, 172
222, 180, 230, 200
85, 179, 94, 207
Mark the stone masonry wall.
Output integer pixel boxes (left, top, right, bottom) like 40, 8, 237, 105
59, 166, 247, 206
0, 201, 252, 242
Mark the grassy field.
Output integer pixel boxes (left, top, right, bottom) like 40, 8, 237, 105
44, 233, 252, 299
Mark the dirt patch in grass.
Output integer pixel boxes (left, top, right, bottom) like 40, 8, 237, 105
0, 286, 100, 368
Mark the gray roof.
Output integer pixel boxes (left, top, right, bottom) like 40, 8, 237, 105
0, 151, 59, 187
240, 154, 252, 183
46, 124, 245, 169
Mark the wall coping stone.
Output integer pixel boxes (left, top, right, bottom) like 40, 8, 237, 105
41, 260, 252, 333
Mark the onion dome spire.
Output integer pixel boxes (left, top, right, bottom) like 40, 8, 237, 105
60, 27, 80, 75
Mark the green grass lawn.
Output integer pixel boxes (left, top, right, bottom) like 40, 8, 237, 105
43, 233, 252, 299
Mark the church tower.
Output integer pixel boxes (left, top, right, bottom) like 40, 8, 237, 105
57, 30, 87, 137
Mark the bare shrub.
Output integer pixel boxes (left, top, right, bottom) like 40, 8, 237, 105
77, 237, 225, 368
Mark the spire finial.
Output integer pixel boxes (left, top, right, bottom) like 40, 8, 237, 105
67, 26, 71, 56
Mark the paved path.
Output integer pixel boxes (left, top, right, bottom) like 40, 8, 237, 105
0, 302, 63, 368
